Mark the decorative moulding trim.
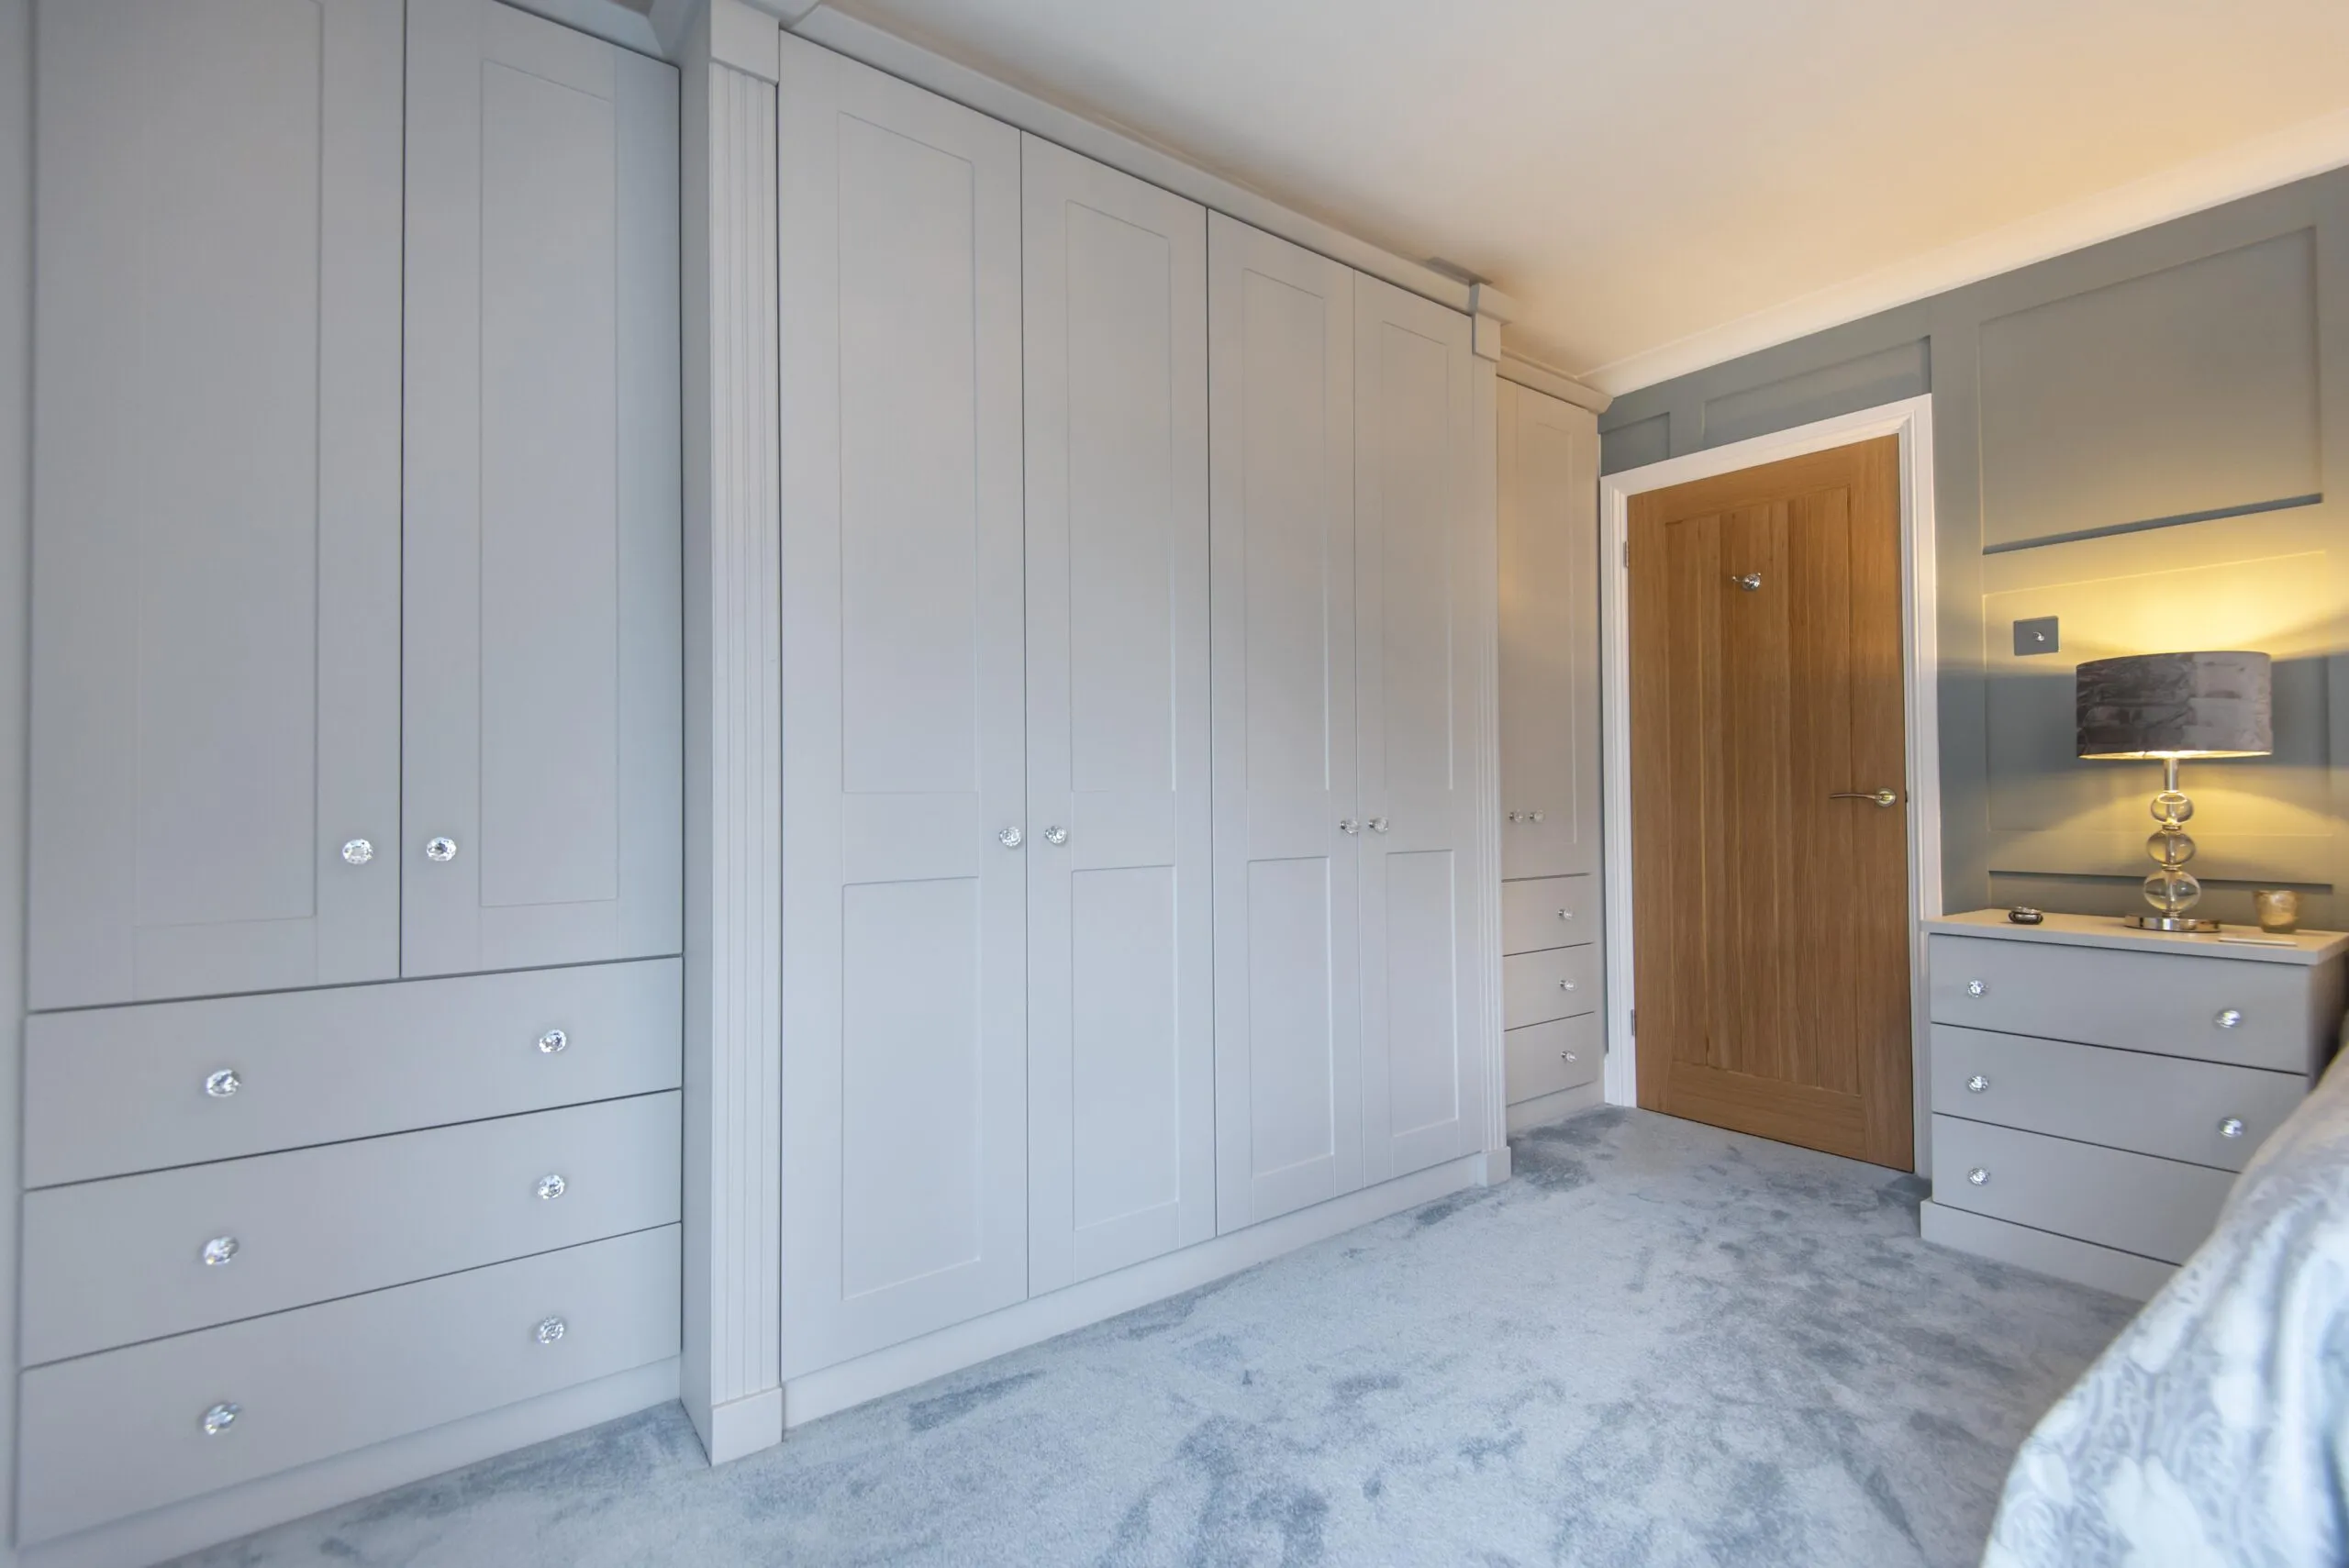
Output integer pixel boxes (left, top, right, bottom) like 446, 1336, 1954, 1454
1580, 105, 2349, 396
781, 1151, 1499, 1429
495, 0, 666, 60
700, 1387, 785, 1466
19, 1362, 679, 1568
1498, 352, 1610, 416
709, 0, 781, 82
783, 5, 1482, 323
1468, 362, 1508, 1162
1597, 396, 1941, 1169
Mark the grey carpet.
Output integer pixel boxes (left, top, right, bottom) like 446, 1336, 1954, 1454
174, 1107, 2135, 1568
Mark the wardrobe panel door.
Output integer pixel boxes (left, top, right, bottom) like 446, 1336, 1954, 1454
1023, 139, 1212, 1294
1355, 276, 1486, 1183
1497, 381, 1602, 880
1208, 215, 1360, 1232
779, 37, 1028, 1373
402, 0, 683, 977
28, 0, 403, 1008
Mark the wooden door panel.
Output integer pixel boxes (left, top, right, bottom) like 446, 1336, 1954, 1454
1022, 136, 1213, 1292
1209, 215, 1360, 1231
1630, 438, 1911, 1168
1353, 275, 1484, 1184
779, 38, 1028, 1373
402, 0, 681, 976
29, 0, 404, 1007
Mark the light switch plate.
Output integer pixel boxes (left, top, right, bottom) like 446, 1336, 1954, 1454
2012, 616, 2060, 656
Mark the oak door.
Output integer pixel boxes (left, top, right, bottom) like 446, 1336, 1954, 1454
1021, 138, 1215, 1291
1353, 276, 1486, 1183
1628, 438, 1912, 1168
28, 0, 405, 1008
1208, 215, 1362, 1231
778, 38, 1030, 1372
402, 0, 683, 976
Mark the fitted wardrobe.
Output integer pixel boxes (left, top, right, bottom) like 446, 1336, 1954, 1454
19, 0, 683, 1551
774, 35, 1502, 1387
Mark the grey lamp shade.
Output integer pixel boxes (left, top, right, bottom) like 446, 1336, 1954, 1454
2076, 651, 2273, 759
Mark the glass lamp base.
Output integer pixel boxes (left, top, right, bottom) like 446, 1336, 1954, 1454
2129, 914, 2221, 933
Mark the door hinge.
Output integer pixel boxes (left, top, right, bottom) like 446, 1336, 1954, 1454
1622, 539, 1631, 568
1628, 1007, 1636, 1036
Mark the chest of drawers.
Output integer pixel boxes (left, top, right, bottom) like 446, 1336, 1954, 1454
1919, 910, 2347, 1299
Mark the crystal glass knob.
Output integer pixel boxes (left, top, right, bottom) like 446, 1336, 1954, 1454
1338, 818, 1359, 835
204, 1068, 241, 1099
1561, 1051, 1578, 1063
1368, 817, 1390, 834
2214, 1008, 2243, 1029
1965, 979, 1987, 997
536, 1173, 567, 1201
2219, 1117, 2246, 1140
340, 838, 374, 866
538, 1029, 568, 1055
201, 1235, 239, 1267
1965, 1074, 1990, 1094
1043, 826, 1068, 846
1529, 810, 1544, 823
535, 1316, 566, 1346
1558, 979, 1576, 991
1966, 1167, 1989, 1186
997, 826, 1023, 849
1557, 908, 1573, 920
201, 1402, 240, 1436
425, 836, 458, 863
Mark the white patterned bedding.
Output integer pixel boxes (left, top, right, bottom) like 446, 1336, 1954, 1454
1982, 1048, 2349, 1568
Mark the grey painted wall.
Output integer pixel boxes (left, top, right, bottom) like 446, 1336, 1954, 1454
1602, 167, 2349, 929
3, 0, 29, 1552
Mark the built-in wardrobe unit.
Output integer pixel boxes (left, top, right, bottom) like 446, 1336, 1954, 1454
1495, 380, 1607, 1125
775, 34, 1499, 1400
19, 0, 683, 1552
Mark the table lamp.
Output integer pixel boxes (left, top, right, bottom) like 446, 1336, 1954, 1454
2076, 651, 2273, 931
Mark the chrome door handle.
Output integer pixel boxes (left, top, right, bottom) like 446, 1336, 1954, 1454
1830, 789, 1898, 807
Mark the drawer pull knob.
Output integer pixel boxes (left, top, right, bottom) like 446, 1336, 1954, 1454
203, 1068, 241, 1099
201, 1235, 239, 1267
340, 838, 374, 866
1043, 825, 1068, 846
425, 835, 458, 863
1561, 1051, 1578, 1063
1557, 908, 1573, 920
1965, 1073, 1990, 1094
1965, 980, 1986, 997
2220, 1118, 2246, 1140
1559, 979, 1576, 991
200, 1402, 240, 1436
1966, 1167, 1990, 1186
538, 1029, 568, 1055
2214, 1008, 2243, 1030
997, 825, 1024, 849
536, 1316, 567, 1346
536, 1173, 567, 1201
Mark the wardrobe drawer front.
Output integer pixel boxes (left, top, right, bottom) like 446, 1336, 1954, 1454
17, 1225, 680, 1546
1929, 1116, 2232, 1265
26, 958, 681, 1186
1503, 946, 1599, 1030
22, 1092, 680, 1366
1927, 936, 2310, 1073
1506, 1016, 1602, 1105
1932, 1026, 2303, 1172
1501, 876, 1597, 955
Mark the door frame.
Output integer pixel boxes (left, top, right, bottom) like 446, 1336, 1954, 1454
1596, 395, 1941, 1169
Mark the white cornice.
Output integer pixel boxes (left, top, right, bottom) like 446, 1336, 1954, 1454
1582, 104, 2349, 398
1498, 352, 1609, 416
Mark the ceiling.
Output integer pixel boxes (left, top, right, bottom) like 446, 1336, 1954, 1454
818, 0, 2349, 395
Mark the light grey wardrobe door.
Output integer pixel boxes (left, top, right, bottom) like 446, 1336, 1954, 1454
1353, 276, 1488, 1183
28, 0, 403, 1008
778, 36, 1029, 1374
1208, 215, 1362, 1232
402, 0, 683, 977
1497, 380, 1601, 880
1022, 138, 1214, 1294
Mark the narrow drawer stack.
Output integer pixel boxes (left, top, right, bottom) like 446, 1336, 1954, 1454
1920, 910, 2347, 1300
17, 960, 685, 1544
1501, 873, 1603, 1106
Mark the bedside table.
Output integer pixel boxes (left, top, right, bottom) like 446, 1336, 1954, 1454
1920, 909, 2348, 1299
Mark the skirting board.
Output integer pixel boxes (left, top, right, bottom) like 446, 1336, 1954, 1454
1506, 1080, 1607, 1135
696, 1385, 785, 1466
784, 1149, 1503, 1429
22, 1359, 680, 1568
1919, 1200, 2176, 1302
